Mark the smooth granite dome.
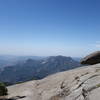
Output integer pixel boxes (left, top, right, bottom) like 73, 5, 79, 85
81, 51, 100, 65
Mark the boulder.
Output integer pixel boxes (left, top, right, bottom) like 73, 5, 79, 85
81, 51, 100, 65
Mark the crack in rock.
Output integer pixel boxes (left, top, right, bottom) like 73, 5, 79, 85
0, 96, 26, 100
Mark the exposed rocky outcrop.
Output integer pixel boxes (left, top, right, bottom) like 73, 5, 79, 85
6, 63, 100, 100
81, 51, 100, 65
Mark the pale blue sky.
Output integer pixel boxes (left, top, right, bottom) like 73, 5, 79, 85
0, 0, 100, 56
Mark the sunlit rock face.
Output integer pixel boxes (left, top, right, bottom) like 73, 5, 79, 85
7, 63, 100, 100
81, 51, 100, 65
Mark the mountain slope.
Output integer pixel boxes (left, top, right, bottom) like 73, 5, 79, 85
7, 63, 100, 100
0, 56, 81, 83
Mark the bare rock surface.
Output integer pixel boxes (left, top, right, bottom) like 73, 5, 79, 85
7, 64, 100, 100
81, 51, 100, 65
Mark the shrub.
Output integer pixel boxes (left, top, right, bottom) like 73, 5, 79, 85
96, 83, 100, 88
0, 82, 8, 96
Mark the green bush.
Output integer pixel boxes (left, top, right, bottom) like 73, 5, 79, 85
0, 82, 8, 96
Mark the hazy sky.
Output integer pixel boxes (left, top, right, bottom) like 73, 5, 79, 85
0, 0, 100, 57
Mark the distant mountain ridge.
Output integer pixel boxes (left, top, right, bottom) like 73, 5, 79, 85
0, 55, 43, 68
0, 56, 81, 84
